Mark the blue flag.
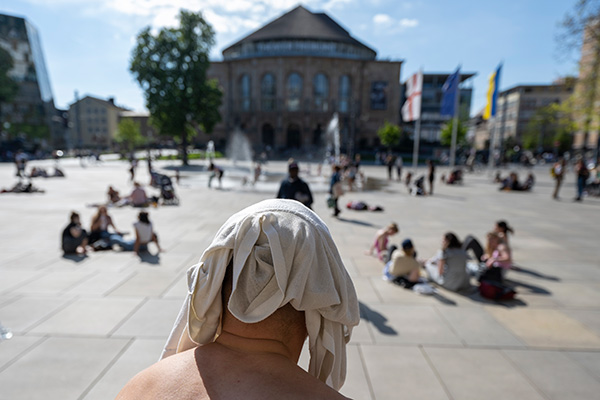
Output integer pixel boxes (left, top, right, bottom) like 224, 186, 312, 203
440, 68, 460, 117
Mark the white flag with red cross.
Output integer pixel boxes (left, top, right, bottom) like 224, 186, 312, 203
401, 71, 423, 122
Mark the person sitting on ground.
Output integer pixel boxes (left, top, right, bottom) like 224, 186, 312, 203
61, 212, 88, 255
107, 186, 121, 204
89, 205, 125, 247
383, 239, 421, 287
522, 173, 535, 190
116, 199, 359, 400
367, 222, 399, 261
133, 211, 161, 255
425, 232, 471, 292
446, 169, 463, 185
481, 232, 512, 278
404, 171, 413, 189
208, 162, 224, 188
411, 175, 426, 196
127, 182, 149, 207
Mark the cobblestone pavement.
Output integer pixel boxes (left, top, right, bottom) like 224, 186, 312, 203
0, 157, 599, 399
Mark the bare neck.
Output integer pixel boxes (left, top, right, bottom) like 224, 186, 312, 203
215, 329, 301, 363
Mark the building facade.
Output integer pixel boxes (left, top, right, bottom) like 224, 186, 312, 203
401, 72, 475, 143
0, 13, 62, 150
206, 6, 401, 155
472, 83, 574, 151
68, 96, 128, 149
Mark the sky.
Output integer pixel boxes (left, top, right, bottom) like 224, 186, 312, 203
2, 0, 580, 115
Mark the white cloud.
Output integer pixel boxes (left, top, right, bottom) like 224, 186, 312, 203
373, 13, 418, 34
399, 18, 418, 28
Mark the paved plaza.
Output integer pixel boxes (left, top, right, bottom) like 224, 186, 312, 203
0, 157, 599, 400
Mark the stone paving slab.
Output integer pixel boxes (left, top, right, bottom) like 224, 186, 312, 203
0, 158, 599, 399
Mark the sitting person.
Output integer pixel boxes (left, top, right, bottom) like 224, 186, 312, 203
116, 199, 359, 399
481, 232, 512, 278
126, 182, 157, 207
522, 173, 535, 190
366, 222, 399, 261
89, 206, 123, 243
446, 169, 463, 185
425, 232, 471, 292
383, 239, 421, 286
61, 212, 88, 255
411, 175, 426, 196
494, 220, 514, 249
107, 186, 121, 204
133, 211, 161, 255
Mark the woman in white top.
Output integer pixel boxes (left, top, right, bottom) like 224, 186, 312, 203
134, 211, 161, 254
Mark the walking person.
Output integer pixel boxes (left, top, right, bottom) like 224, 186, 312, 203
329, 165, 343, 217
551, 158, 566, 199
277, 161, 313, 209
575, 158, 589, 201
385, 154, 395, 180
427, 159, 436, 195
396, 156, 403, 181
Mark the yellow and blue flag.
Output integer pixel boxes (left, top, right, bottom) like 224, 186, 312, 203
483, 64, 502, 120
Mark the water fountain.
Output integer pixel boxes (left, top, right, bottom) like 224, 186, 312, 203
226, 129, 253, 168
325, 112, 341, 164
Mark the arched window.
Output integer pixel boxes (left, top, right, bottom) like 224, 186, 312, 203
239, 74, 251, 111
313, 73, 329, 112
338, 75, 351, 113
261, 73, 276, 111
286, 73, 303, 111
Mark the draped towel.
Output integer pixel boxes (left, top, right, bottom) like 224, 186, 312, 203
161, 199, 359, 390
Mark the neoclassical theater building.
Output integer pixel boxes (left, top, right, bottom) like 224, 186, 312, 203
207, 5, 401, 155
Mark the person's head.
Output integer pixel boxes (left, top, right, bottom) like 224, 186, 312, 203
288, 162, 299, 179
166, 199, 359, 390
495, 220, 514, 236
385, 223, 399, 236
442, 232, 461, 249
401, 238, 415, 256
133, 181, 141, 188
70, 211, 80, 224
427, 160, 433, 166
138, 211, 150, 224
333, 165, 341, 173
208, 162, 215, 171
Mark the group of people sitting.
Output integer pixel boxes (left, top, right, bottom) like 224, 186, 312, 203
369, 220, 514, 293
105, 182, 161, 208
497, 172, 535, 191
61, 206, 161, 256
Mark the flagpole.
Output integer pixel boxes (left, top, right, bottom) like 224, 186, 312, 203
412, 116, 421, 169
449, 68, 461, 168
487, 116, 496, 171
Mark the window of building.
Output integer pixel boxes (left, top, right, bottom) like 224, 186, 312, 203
240, 74, 251, 111
261, 73, 276, 111
338, 75, 351, 113
287, 73, 302, 111
313, 73, 329, 111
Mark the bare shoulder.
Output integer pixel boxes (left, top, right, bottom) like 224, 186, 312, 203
116, 349, 203, 400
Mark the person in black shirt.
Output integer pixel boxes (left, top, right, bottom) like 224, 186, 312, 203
276, 162, 313, 209
62, 212, 88, 254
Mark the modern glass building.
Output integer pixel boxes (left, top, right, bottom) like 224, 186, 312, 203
0, 13, 63, 151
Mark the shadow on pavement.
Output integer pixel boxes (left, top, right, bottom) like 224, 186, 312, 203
505, 278, 551, 295
336, 217, 378, 227
138, 252, 160, 265
62, 254, 88, 263
510, 265, 560, 281
359, 301, 397, 335
429, 193, 467, 201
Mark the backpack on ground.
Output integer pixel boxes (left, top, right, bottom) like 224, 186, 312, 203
479, 280, 516, 301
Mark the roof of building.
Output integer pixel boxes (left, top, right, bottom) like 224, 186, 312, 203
222, 5, 376, 55
421, 72, 477, 83
499, 83, 574, 96
69, 95, 129, 110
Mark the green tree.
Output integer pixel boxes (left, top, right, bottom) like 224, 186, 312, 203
115, 118, 146, 153
130, 10, 222, 165
377, 122, 401, 151
0, 48, 19, 124
440, 119, 467, 147
523, 101, 576, 154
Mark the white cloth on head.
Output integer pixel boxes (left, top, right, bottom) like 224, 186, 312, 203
161, 199, 359, 390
